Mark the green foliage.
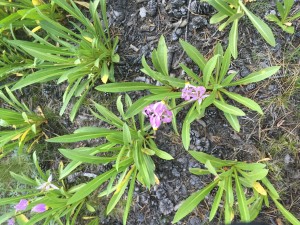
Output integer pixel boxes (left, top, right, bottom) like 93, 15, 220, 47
0, 86, 46, 158
96, 37, 280, 149
202, 0, 276, 58
47, 94, 173, 224
266, 0, 300, 34
0, 152, 91, 225
6, 0, 119, 121
173, 152, 300, 224
0, 0, 61, 33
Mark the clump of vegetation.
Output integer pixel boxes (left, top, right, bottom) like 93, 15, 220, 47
0, 0, 299, 224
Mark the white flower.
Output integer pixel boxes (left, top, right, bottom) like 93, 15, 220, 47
37, 174, 59, 191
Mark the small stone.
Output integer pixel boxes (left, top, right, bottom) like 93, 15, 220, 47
191, 16, 207, 29
139, 7, 147, 18
188, 217, 202, 225
159, 198, 174, 215
172, 168, 180, 177
171, 0, 186, 7
147, 0, 158, 17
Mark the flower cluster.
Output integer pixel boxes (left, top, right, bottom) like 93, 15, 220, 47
14, 199, 47, 213
143, 101, 173, 130
8, 199, 48, 224
181, 83, 209, 104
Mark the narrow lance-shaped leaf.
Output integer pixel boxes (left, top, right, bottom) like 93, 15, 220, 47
235, 169, 250, 221
228, 66, 280, 86
172, 179, 219, 223
221, 89, 263, 114
213, 99, 246, 116
229, 18, 239, 59
203, 54, 219, 87
209, 185, 224, 221
239, 0, 275, 46
179, 39, 206, 71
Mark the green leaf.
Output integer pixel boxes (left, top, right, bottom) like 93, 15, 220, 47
206, 0, 235, 16
106, 168, 135, 214
240, 169, 269, 183
93, 102, 124, 128
189, 168, 211, 175
59, 149, 117, 164
12, 68, 67, 90
68, 168, 118, 204
47, 129, 114, 143
152, 148, 174, 160
226, 175, 234, 207
213, 99, 246, 116
9, 172, 36, 186
239, 0, 275, 46
272, 198, 300, 225
210, 11, 228, 24
229, 18, 239, 59
95, 82, 161, 93
156, 35, 169, 76
221, 89, 263, 114
180, 39, 206, 71
235, 162, 266, 171
219, 13, 243, 31
123, 170, 136, 225
229, 66, 280, 86
180, 63, 202, 84
203, 54, 219, 87
209, 186, 224, 221
249, 196, 263, 221
224, 112, 240, 132
219, 47, 231, 82
182, 116, 191, 150
123, 123, 132, 145
205, 160, 218, 176
189, 151, 236, 168
172, 179, 219, 223
124, 96, 152, 119
261, 177, 280, 200
235, 169, 250, 222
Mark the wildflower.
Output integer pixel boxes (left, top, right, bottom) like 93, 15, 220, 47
37, 174, 59, 192
14, 199, 29, 212
31, 204, 47, 213
181, 83, 209, 104
7, 218, 15, 225
143, 101, 173, 130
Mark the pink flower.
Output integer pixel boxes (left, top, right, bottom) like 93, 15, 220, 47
143, 101, 173, 130
14, 199, 28, 212
31, 204, 47, 213
7, 218, 15, 225
181, 83, 209, 104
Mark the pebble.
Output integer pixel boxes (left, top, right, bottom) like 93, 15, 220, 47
139, 7, 147, 18
147, 0, 158, 17
159, 198, 174, 215
191, 16, 208, 29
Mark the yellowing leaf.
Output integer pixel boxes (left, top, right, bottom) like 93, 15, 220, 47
154, 174, 160, 185
20, 128, 31, 144
32, 0, 43, 6
84, 36, 93, 43
284, 22, 292, 26
253, 182, 267, 196
11, 133, 23, 141
31, 26, 41, 33
101, 63, 109, 84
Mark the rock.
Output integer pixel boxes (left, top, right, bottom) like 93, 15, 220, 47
159, 198, 174, 215
147, 0, 158, 17
191, 16, 208, 29
139, 7, 147, 18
